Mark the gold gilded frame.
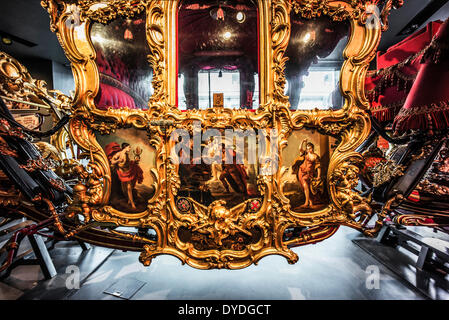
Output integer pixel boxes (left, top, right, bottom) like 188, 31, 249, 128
40, 0, 403, 269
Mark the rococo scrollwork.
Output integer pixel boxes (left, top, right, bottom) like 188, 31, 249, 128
30, 0, 405, 269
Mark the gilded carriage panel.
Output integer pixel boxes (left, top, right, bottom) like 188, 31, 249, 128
35, 0, 405, 269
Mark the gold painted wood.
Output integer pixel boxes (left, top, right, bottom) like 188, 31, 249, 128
40, 0, 404, 269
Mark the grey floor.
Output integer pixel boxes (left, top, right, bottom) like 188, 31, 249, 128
0, 226, 441, 300
354, 226, 449, 300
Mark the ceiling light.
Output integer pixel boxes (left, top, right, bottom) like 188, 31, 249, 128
1, 37, 12, 45
303, 32, 312, 43
236, 11, 245, 23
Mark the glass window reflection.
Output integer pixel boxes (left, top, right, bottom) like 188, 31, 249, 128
91, 12, 153, 110
285, 15, 350, 110
178, 0, 259, 109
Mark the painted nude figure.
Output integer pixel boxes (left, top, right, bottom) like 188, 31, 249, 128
292, 139, 322, 208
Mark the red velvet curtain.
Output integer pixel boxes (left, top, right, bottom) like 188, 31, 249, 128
393, 18, 449, 134
94, 47, 138, 110
365, 20, 443, 124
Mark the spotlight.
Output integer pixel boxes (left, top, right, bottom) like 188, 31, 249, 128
302, 31, 316, 44
223, 31, 232, 40
302, 32, 311, 43
1, 37, 12, 45
236, 11, 246, 23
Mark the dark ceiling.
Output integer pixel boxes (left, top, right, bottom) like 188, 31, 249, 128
380, 0, 449, 52
0, 0, 448, 67
0, 0, 68, 65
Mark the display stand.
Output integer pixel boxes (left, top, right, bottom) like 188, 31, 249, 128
353, 222, 449, 299
377, 223, 449, 272
0, 220, 90, 280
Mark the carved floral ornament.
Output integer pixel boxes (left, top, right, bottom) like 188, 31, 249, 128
36, 0, 405, 269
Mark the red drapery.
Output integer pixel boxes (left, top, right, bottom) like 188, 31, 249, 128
365, 20, 443, 124
95, 83, 137, 110
393, 18, 449, 134
94, 50, 138, 110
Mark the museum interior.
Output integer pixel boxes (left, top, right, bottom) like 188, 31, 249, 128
0, 0, 449, 301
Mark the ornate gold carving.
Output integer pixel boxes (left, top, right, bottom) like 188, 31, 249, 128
394, 213, 438, 227
0, 52, 71, 113
0, 137, 19, 158
41, 0, 62, 32
289, 0, 356, 21
271, 0, 291, 106
364, 193, 403, 236
379, 0, 404, 32
78, 0, 148, 24
0, 119, 27, 140
19, 158, 55, 172
371, 159, 405, 187
0, 182, 21, 207
147, 0, 169, 115
36, 0, 405, 269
